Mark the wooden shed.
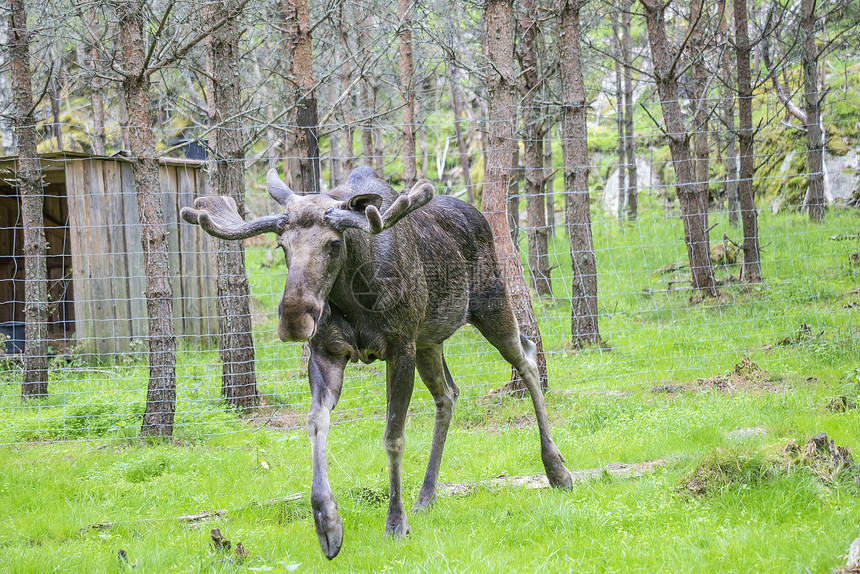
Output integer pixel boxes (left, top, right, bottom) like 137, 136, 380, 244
0, 152, 219, 356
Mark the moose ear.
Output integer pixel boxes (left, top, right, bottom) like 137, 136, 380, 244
324, 181, 433, 235
341, 193, 383, 213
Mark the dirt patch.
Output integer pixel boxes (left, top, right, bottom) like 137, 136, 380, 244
440, 459, 670, 498
693, 356, 786, 393
681, 433, 858, 497
756, 322, 825, 352
242, 406, 305, 430
349, 486, 388, 506
776, 322, 822, 346
681, 448, 775, 496
651, 357, 786, 395
652, 384, 684, 394
826, 395, 857, 413
508, 414, 535, 429
782, 432, 856, 484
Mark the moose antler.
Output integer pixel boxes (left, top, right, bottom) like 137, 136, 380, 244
325, 179, 434, 235
180, 196, 287, 240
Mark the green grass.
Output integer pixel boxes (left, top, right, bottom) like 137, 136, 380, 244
1, 207, 859, 572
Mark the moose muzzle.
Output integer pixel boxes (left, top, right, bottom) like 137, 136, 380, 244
277, 298, 322, 342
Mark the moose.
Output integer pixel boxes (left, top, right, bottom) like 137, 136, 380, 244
180, 167, 573, 559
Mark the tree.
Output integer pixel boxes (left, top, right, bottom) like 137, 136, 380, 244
483, 0, 548, 389
280, 0, 320, 193
688, 0, 711, 220
519, 0, 552, 297
621, 0, 637, 219
208, 0, 258, 408
110, 0, 177, 436
719, 0, 739, 225
105, 0, 240, 435
336, 1, 355, 177
444, 4, 473, 203
9, 0, 49, 398
640, 0, 718, 297
612, 4, 626, 220
733, 0, 762, 282
85, 6, 107, 156
557, 0, 601, 347
800, 0, 826, 220
398, 0, 417, 186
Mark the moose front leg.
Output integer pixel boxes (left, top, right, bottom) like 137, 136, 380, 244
307, 350, 348, 560
383, 347, 416, 538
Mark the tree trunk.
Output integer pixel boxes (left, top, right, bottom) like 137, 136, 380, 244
0, 16, 14, 155
641, 0, 717, 297
327, 81, 343, 186
397, 0, 417, 186
558, 0, 601, 347
520, 0, 552, 297
483, 0, 548, 389
478, 87, 490, 178
112, 0, 176, 437
336, 1, 354, 175
612, 6, 627, 220
622, 0, 637, 219
280, 0, 320, 194
507, 145, 521, 245
48, 57, 63, 151
689, 0, 710, 221
372, 77, 385, 174
449, 63, 473, 202
86, 7, 106, 156
414, 39, 429, 180
208, 0, 258, 409
800, 0, 825, 221
719, 0, 739, 225
9, 0, 48, 398
118, 83, 131, 151
733, 0, 762, 282
360, 76, 375, 170
544, 118, 555, 235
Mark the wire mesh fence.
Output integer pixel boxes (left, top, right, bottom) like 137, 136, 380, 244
0, 92, 858, 445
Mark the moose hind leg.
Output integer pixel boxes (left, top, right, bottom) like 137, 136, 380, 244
412, 345, 459, 512
307, 351, 348, 559
384, 349, 416, 537
470, 313, 573, 489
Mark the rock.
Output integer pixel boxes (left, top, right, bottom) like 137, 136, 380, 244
847, 535, 860, 568
825, 149, 860, 205
601, 156, 661, 215
726, 427, 767, 441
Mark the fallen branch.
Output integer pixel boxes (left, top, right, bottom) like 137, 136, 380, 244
439, 460, 669, 498
89, 493, 303, 529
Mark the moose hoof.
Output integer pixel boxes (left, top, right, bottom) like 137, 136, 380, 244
313, 502, 343, 560
385, 508, 410, 539
547, 465, 574, 489
411, 488, 437, 513
542, 449, 574, 489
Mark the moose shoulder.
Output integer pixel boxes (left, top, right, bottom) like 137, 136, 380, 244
181, 166, 573, 559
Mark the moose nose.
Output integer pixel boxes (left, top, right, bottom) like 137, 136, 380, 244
277, 299, 321, 342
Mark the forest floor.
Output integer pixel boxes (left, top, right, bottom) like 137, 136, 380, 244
1, 207, 859, 573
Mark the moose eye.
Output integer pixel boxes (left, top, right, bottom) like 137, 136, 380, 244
328, 240, 343, 255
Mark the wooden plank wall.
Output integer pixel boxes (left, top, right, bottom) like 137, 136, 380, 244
65, 158, 216, 357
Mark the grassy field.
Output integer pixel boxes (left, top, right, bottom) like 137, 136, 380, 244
1, 206, 859, 573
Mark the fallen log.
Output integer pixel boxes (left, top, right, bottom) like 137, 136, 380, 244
439, 460, 669, 497
89, 493, 303, 529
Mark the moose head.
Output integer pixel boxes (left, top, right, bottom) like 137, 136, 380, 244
180, 168, 434, 342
